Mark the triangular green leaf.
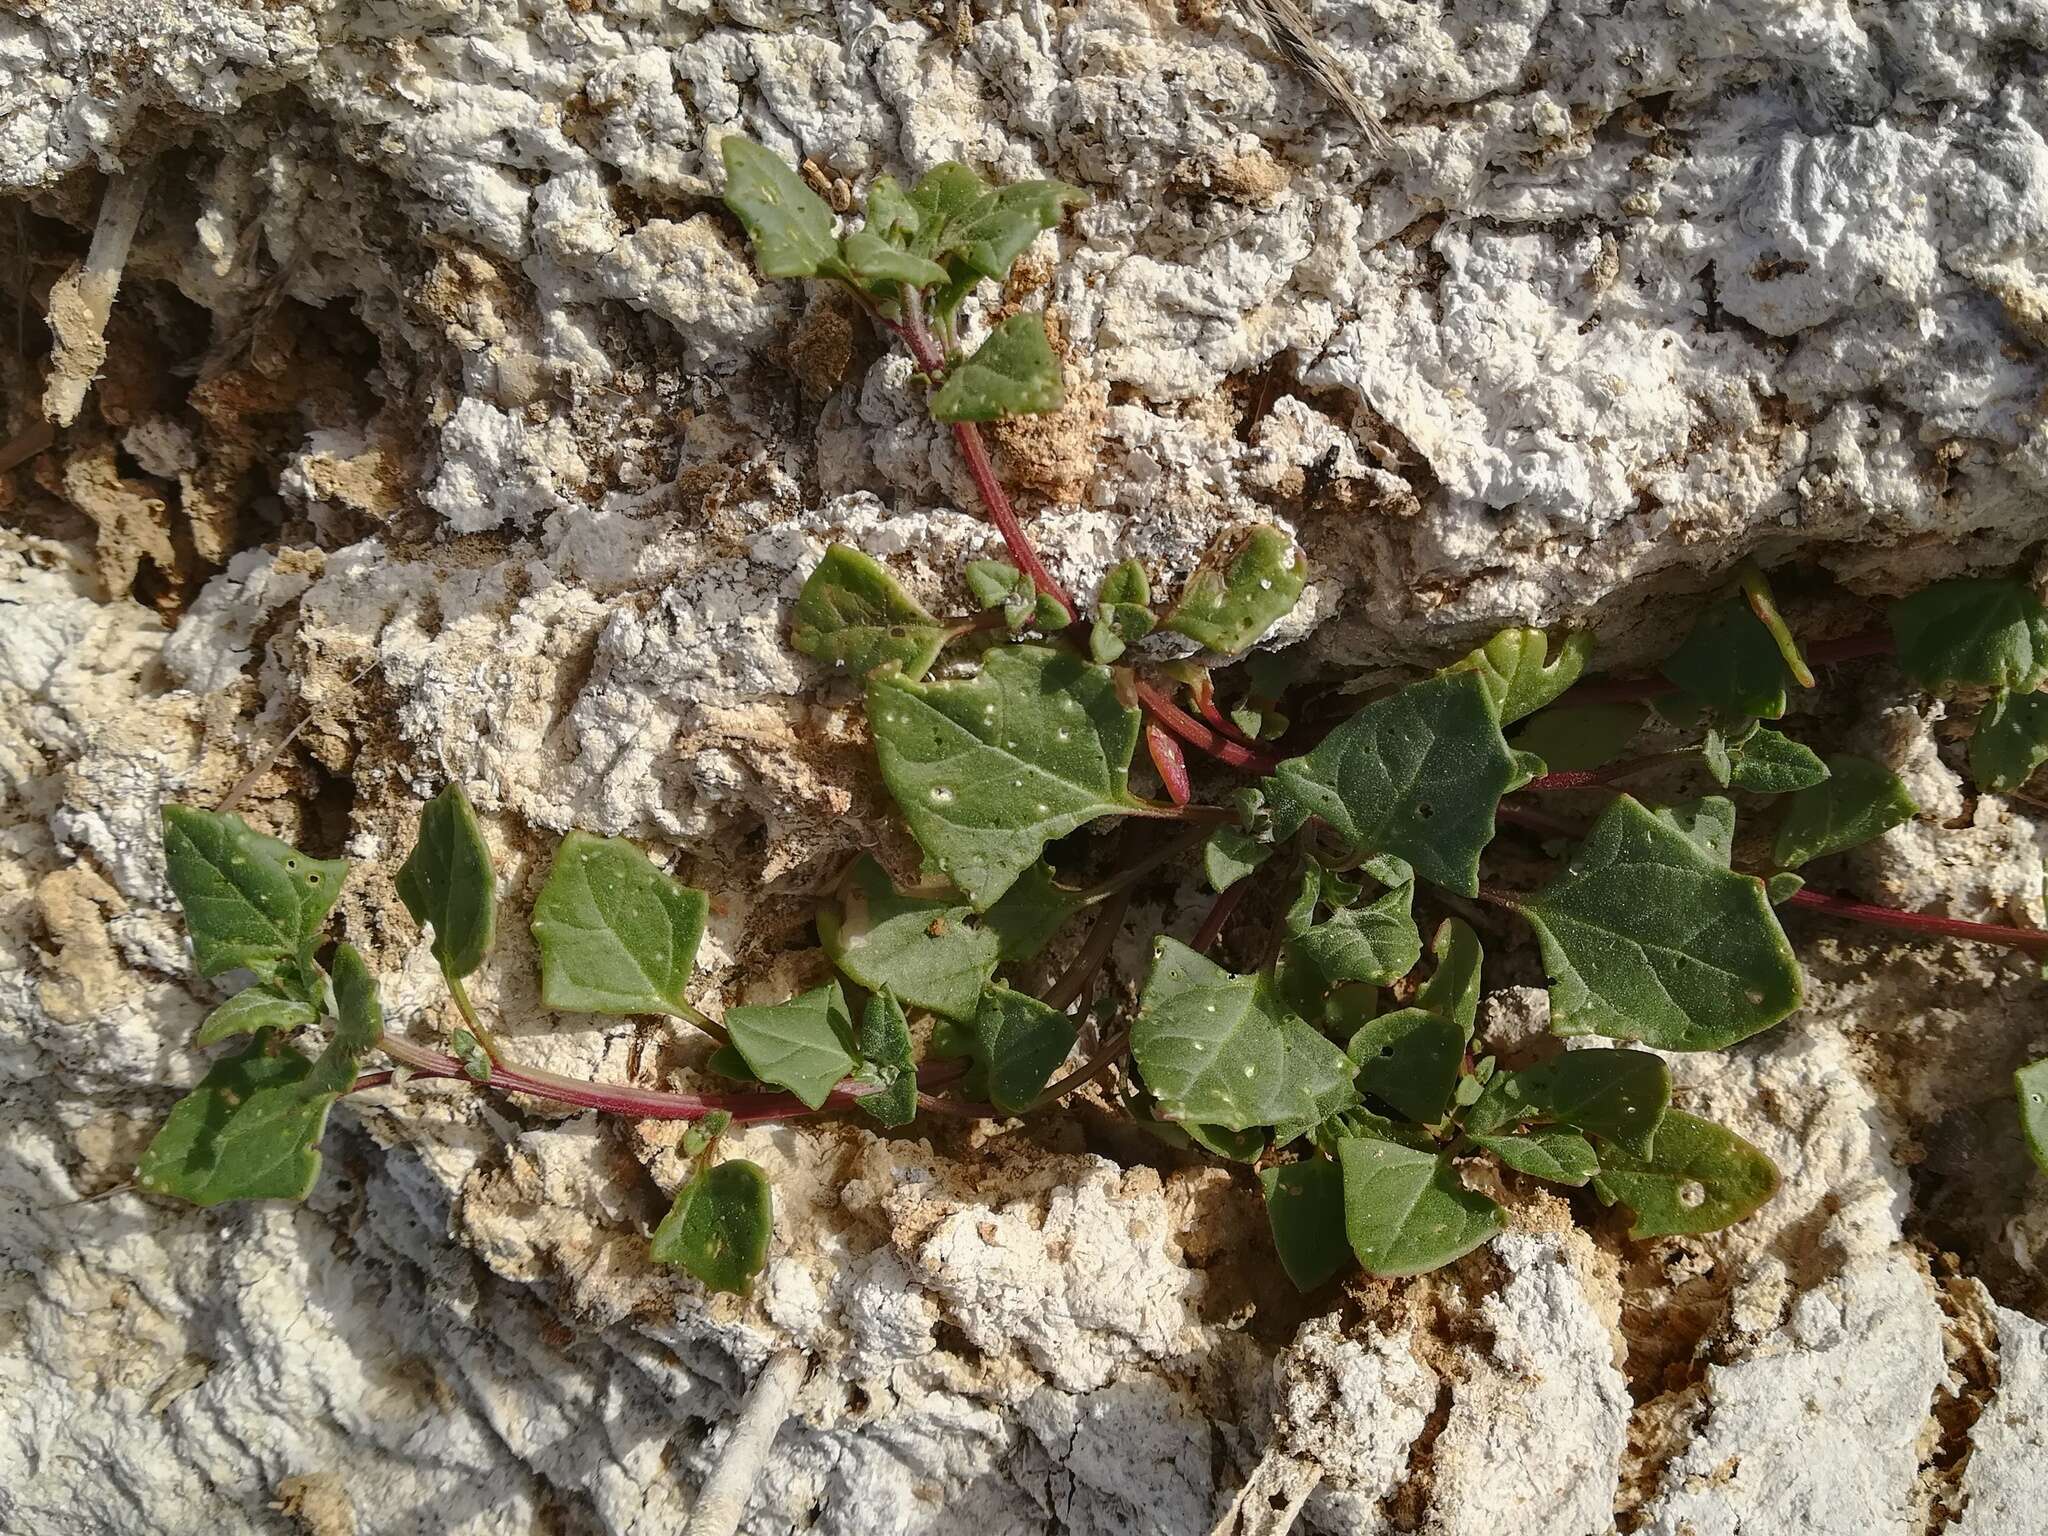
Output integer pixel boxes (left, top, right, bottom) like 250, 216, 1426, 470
938, 985, 1076, 1113
1260, 1159, 1352, 1291
1970, 689, 2048, 792
1160, 526, 1307, 655
1771, 754, 1918, 868
195, 987, 316, 1047
1443, 628, 1592, 725
725, 982, 859, 1109
853, 989, 918, 1129
818, 856, 998, 1022
928, 312, 1065, 422
1263, 673, 1526, 897
1889, 577, 2048, 693
1130, 938, 1357, 1132
981, 861, 1083, 963
944, 180, 1088, 280
530, 832, 710, 1018
792, 545, 950, 680
1465, 1046, 1669, 1156
160, 806, 346, 985
1510, 702, 1646, 774
1345, 1007, 1462, 1124
861, 174, 919, 244
1413, 917, 1483, 1037
1660, 597, 1790, 719
1338, 1134, 1503, 1277
1204, 826, 1275, 892
1089, 559, 1155, 663
839, 227, 949, 289
1521, 794, 1802, 1050
719, 136, 838, 278
1475, 1128, 1598, 1186
1590, 1109, 1778, 1237
1726, 728, 1829, 794
2016, 1057, 2048, 1175
1290, 881, 1422, 990
966, 559, 1028, 613
651, 1159, 774, 1294
867, 644, 1141, 909
1766, 872, 1804, 905
395, 783, 497, 981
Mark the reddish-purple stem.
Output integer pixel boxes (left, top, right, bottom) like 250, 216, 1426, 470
1192, 882, 1248, 954
1033, 1029, 1131, 1108
1192, 677, 1260, 748
1147, 721, 1192, 805
1781, 888, 2048, 957
1520, 750, 1697, 792
1136, 682, 1282, 774
896, 292, 1079, 622
375, 1034, 962, 1123
1044, 889, 1132, 1013
1495, 801, 1583, 840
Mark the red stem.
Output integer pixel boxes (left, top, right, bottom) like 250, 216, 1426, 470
1193, 677, 1260, 747
376, 1035, 962, 1123
1520, 750, 1696, 792
1147, 721, 1192, 805
1495, 801, 1583, 840
1781, 888, 2048, 956
1137, 682, 1281, 774
895, 292, 1079, 622
1044, 889, 1131, 1012
1032, 1029, 1130, 1108
1568, 628, 1894, 705
1192, 882, 1248, 953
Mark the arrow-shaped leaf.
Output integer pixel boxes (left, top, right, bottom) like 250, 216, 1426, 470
651, 1159, 774, 1294
396, 783, 497, 980
818, 856, 998, 1022
725, 983, 859, 1109
1590, 1109, 1779, 1237
1338, 1133, 1503, 1277
531, 832, 709, 1018
160, 806, 346, 986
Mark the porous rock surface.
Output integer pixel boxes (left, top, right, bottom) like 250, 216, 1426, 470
5, 0, 2048, 1531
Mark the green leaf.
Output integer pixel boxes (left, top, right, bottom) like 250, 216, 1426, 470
138, 943, 382, 1206
1338, 1134, 1503, 1277
818, 857, 998, 1022
1263, 673, 1526, 897
1890, 577, 2048, 693
682, 1109, 732, 1159
937, 985, 1075, 1113
928, 312, 1066, 422
1260, 1159, 1352, 1290
1726, 729, 1829, 794
136, 1043, 337, 1206
1290, 881, 1422, 990
1590, 1109, 1779, 1237
725, 983, 859, 1109
1476, 1128, 1598, 1186
651, 1159, 774, 1294
966, 559, 1028, 613
1185, 1121, 1268, 1162
1204, 826, 1275, 892
1970, 689, 2048, 792
1345, 1007, 1462, 1124
853, 989, 918, 1129
942, 179, 1088, 281
1521, 794, 1802, 1051
981, 861, 1083, 963
1651, 795, 1736, 866
1660, 598, 1790, 719
1739, 566, 1815, 688
1413, 918, 1483, 1038
1444, 628, 1592, 725
160, 806, 346, 984
792, 545, 950, 680
1766, 872, 1805, 905
1702, 727, 1734, 787
1160, 526, 1307, 655
450, 1029, 492, 1082
195, 987, 316, 1047
839, 227, 949, 289
2016, 1057, 2048, 1175
1511, 703, 1646, 774
530, 832, 710, 1018
719, 136, 838, 278
867, 644, 1141, 909
1090, 559, 1155, 663
1771, 754, 1918, 868
395, 783, 496, 981
1130, 938, 1356, 1132
1466, 1047, 1669, 1156
861, 174, 918, 244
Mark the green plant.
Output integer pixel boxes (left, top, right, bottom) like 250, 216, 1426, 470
137, 143, 2048, 1305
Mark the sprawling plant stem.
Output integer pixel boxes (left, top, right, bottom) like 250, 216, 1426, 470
1033, 1029, 1130, 1108
1192, 881, 1249, 953
1136, 681, 1282, 773
1781, 887, 2048, 957
1521, 750, 1698, 791
373, 1033, 959, 1122
1044, 889, 1132, 1012
895, 287, 1079, 621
